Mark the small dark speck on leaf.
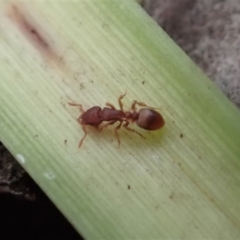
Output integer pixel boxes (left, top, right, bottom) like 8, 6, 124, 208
79, 83, 85, 89
180, 133, 183, 138
64, 139, 67, 144
178, 162, 181, 167
169, 192, 174, 199
128, 185, 131, 190
142, 81, 145, 85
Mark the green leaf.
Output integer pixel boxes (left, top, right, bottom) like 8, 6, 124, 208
0, 0, 240, 239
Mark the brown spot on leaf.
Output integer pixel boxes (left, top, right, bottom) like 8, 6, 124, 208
7, 4, 64, 68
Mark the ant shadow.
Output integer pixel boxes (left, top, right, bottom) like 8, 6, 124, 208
86, 124, 166, 151
123, 128, 166, 151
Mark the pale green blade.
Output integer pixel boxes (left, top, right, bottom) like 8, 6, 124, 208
0, 0, 240, 239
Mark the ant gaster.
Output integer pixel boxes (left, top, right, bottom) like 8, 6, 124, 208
68, 92, 165, 147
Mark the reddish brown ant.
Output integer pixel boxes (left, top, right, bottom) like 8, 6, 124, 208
68, 92, 165, 147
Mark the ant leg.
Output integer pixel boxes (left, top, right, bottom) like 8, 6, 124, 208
114, 121, 123, 147
68, 102, 85, 113
105, 102, 116, 109
118, 92, 127, 111
131, 101, 137, 111
131, 101, 155, 111
78, 125, 88, 148
98, 121, 116, 132
123, 121, 146, 139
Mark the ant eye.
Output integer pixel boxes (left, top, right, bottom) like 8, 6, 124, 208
137, 109, 164, 130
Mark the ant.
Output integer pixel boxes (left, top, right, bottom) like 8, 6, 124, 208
68, 92, 165, 147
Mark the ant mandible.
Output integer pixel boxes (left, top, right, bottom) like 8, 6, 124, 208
68, 92, 165, 148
